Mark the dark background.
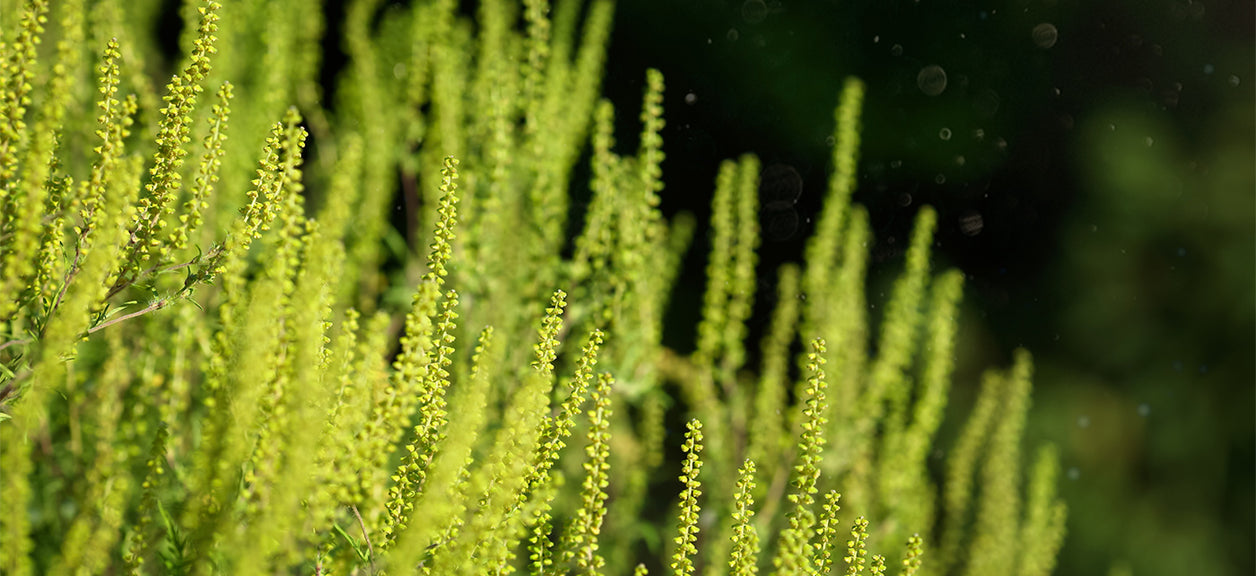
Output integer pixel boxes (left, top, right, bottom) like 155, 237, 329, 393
595, 1, 1253, 575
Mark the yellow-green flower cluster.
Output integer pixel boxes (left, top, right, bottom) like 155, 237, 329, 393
870, 553, 887, 576
122, 423, 169, 576
845, 516, 871, 575
672, 418, 705, 576
562, 371, 615, 574
729, 459, 761, 576
814, 490, 843, 575
169, 80, 232, 252
772, 338, 831, 575
124, 0, 221, 272
0, 0, 49, 191
901, 533, 925, 576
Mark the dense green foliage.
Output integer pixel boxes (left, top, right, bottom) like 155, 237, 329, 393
0, 0, 1067, 574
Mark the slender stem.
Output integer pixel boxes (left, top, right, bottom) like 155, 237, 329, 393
352, 505, 376, 571
0, 369, 32, 407
0, 338, 30, 353
47, 242, 86, 328
106, 250, 212, 300
85, 298, 170, 335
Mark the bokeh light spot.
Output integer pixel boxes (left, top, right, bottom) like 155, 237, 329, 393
1032, 23, 1059, 48
917, 65, 948, 96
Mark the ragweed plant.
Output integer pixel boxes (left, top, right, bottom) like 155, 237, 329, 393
0, 1, 1066, 575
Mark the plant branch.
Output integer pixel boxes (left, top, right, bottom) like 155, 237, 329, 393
352, 505, 376, 571
106, 245, 220, 300
0, 338, 30, 353
86, 297, 174, 336
46, 240, 87, 331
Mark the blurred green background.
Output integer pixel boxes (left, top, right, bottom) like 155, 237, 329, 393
594, 0, 1253, 575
